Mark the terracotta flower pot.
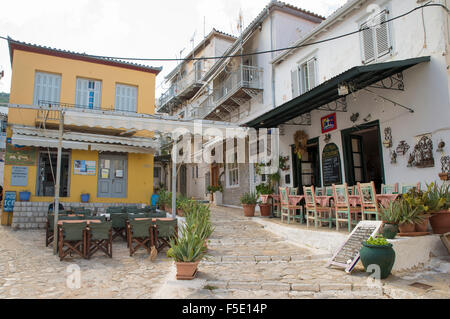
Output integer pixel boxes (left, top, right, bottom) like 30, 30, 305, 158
242, 204, 256, 217
175, 261, 199, 280
259, 203, 271, 217
430, 210, 450, 235
415, 215, 430, 232
398, 222, 415, 233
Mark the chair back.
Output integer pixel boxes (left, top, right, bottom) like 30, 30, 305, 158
156, 219, 178, 238
354, 186, 359, 195
401, 183, 421, 194
129, 219, 153, 238
348, 186, 354, 195
151, 194, 160, 208
125, 206, 139, 213
288, 187, 298, 195
89, 221, 112, 241
128, 213, 147, 220
358, 182, 378, 211
47, 215, 55, 230
85, 216, 106, 222
279, 187, 289, 206
61, 222, 87, 241
111, 213, 127, 228
325, 186, 333, 196
315, 187, 323, 196
333, 184, 350, 209
381, 183, 398, 194
303, 186, 317, 209
107, 207, 125, 214
149, 211, 167, 218
59, 215, 84, 221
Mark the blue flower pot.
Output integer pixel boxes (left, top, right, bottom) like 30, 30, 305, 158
19, 191, 31, 201
81, 194, 90, 203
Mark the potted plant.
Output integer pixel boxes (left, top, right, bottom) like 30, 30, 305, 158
207, 185, 220, 203
427, 183, 450, 234
158, 190, 172, 212
19, 190, 31, 202
256, 183, 273, 217
184, 202, 214, 249
80, 192, 90, 203
396, 199, 424, 234
378, 201, 401, 239
360, 236, 396, 280
240, 192, 258, 217
176, 194, 189, 217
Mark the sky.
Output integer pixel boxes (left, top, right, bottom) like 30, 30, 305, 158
0, 0, 347, 102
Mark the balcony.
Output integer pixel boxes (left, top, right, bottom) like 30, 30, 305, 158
157, 69, 203, 113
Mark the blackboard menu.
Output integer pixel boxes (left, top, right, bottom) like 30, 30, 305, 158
322, 143, 342, 186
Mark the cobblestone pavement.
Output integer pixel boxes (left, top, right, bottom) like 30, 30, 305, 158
187, 206, 450, 299
0, 206, 449, 299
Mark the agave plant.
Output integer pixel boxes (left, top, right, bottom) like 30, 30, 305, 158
397, 199, 424, 225
379, 201, 402, 224
167, 224, 206, 263
240, 192, 259, 205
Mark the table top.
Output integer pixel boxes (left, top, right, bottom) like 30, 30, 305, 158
57, 220, 102, 225
133, 218, 176, 222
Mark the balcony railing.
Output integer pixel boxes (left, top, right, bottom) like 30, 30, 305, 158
190, 95, 215, 119
213, 65, 263, 106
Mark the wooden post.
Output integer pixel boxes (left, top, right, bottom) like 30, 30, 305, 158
53, 110, 64, 255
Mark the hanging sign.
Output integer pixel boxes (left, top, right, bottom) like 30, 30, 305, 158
322, 143, 342, 186
321, 113, 337, 134
74, 160, 97, 175
5, 144, 37, 166
327, 221, 383, 273
3, 191, 16, 213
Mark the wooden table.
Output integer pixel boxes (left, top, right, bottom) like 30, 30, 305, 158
57, 219, 102, 225
348, 194, 400, 207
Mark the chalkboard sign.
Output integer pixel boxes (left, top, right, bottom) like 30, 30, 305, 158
327, 221, 382, 273
322, 143, 342, 186
4, 191, 17, 213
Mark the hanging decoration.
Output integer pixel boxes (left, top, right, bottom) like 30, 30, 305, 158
409, 136, 435, 168
383, 127, 393, 148
437, 140, 446, 153
324, 134, 331, 144
294, 131, 309, 160
439, 156, 450, 181
279, 156, 290, 172
396, 141, 410, 156
390, 150, 397, 164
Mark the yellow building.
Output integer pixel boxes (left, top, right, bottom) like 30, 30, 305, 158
1, 38, 161, 227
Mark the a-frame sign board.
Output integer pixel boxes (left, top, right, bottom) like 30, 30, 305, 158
326, 221, 383, 273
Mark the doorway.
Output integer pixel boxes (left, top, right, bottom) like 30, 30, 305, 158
36, 150, 70, 197
97, 154, 128, 198
291, 138, 321, 194
342, 121, 385, 192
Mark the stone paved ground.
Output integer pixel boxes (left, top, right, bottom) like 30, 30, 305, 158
0, 205, 449, 299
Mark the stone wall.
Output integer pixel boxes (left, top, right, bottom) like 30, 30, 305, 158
11, 201, 143, 230
223, 163, 250, 207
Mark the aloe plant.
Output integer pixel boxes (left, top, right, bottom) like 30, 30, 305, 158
397, 199, 424, 225
379, 201, 402, 224
167, 225, 206, 262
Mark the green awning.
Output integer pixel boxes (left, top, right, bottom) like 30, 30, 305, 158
246, 56, 430, 129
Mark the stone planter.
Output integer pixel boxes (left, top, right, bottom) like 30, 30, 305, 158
213, 192, 223, 206
175, 261, 199, 280
398, 222, 415, 233
242, 204, 256, 217
382, 222, 398, 239
360, 242, 396, 280
430, 210, 450, 235
259, 203, 271, 217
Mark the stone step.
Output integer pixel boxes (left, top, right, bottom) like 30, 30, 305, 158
202, 253, 332, 264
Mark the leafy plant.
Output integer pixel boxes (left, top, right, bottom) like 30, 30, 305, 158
423, 182, 449, 213
240, 192, 258, 205
396, 199, 424, 225
167, 225, 206, 262
256, 183, 273, 195
207, 185, 223, 194
379, 201, 402, 224
157, 189, 172, 207
365, 236, 390, 246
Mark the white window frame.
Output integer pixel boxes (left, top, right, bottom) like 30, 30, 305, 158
359, 8, 392, 64
115, 83, 138, 113
291, 56, 317, 98
75, 78, 102, 110
226, 152, 239, 188
33, 72, 61, 106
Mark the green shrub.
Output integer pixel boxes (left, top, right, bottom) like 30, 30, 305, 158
256, 183, 273, 195
365, 236, 390, 246
240, 192, 258, 205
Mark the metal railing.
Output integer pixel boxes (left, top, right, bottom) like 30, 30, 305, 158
190, 95, 215, 119
212, 65, 263, 106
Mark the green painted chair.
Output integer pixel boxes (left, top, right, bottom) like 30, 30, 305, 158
125, 206, 139, 213
333, 184, 361, 232
354, 186, 359, 196
325, 187, 334, 196
348, 186, 354, 195
85, 216, 106, 222
149, 211, 167, 218
59, 215, 84, 221
155, 219, 178, 252
111, 213, 128, 241
400, 183, 421, 194
304, 186, 333, 228
381, 183, 399, 194
315, 187, 323, 196
86, 221, 112, 259
127, 213, 147, 220
357, 182, 380, 221
45, 215, 55, 247
127, 219, 154, 256
107, 207, 125, 214
288, 187, 303, 223
58, 222, 87, 261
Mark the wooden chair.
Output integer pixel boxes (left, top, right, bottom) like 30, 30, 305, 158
315, 187, 324, 196
325, 187, 334, 196
279, 187, 299, 224
111, 213, 128, 241
86, 221, 113, 259
333, 183, 361, 232
289, 187, 303, 223
348, 186, 354, 195
127, 219, 154, 256
357, 182, 380, 221
45, 215, 55, 247
127, 213, 147, 220
107, 206, 125, 214
381, 183, 399, 194
155, 219, 178, 252
58, 222, 87, 261
400, 183, 421, 194
304, 186, 333, 228
85, 216, 107, 222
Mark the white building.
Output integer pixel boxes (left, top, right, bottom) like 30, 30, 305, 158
246, 0, 450, 193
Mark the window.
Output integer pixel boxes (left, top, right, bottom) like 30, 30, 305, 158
192, 165, 199, 178
194, 60, 203, 81
226, 152, 239, 187
115, 84, 137, 112
291, 58, 316, 98
75, 78, 101, 109
360, 10, 391, 64
154, 167, 161, 178
33, 72, 61, 106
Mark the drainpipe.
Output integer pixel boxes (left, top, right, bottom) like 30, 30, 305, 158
270, 8, 276, 109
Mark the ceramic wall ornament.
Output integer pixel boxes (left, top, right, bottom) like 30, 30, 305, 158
407, 153, 415, 168
396, 141, 410, 156
390, 150, 397, 164
383, 127, 393, 148
410, 136, 435, 168
437, 140, 446, 153
350, 113, 360, 123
